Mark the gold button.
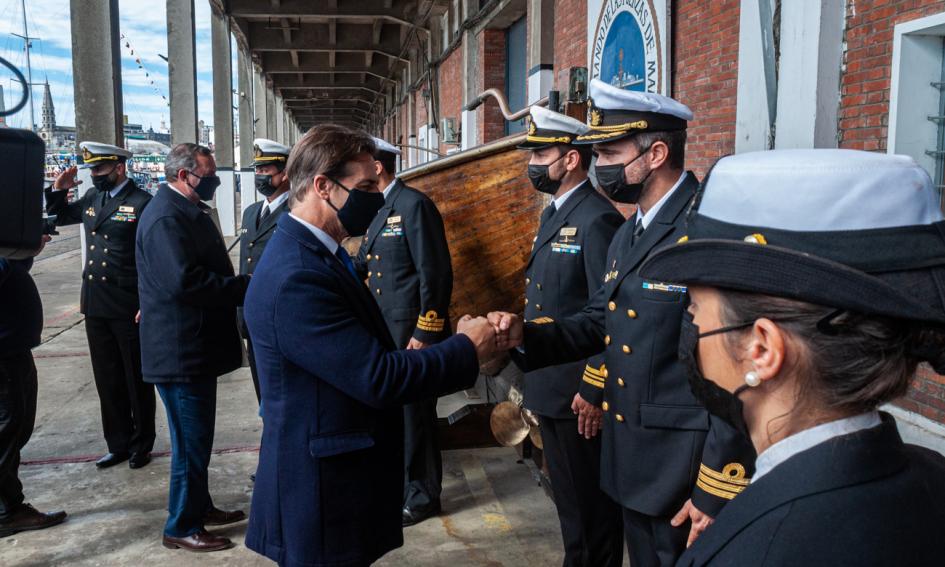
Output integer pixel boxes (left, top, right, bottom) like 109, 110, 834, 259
375, 255, 380, 261
367, 254, 372, 260
101, 262, 107, 267
88, 274, 93, 280
627, 309, 637, 319
368, 271, 373, 277
536, 304, 542, 311
377, 272, 382, 278
608, 301, 616, 311
616, 413, 625, 422
622, 345, 632, 354
247, 257, 252, 263
101, 276, 107, 281
91, 231, 96, 236
376, 289, 382, 295
602, 401, 609, 411
536, 283, 542, 291
602, 366, 609, 378
525, 298, 529, 304
605, 335, 611, 345
88, 260, 93, 266
90, 245, 95, 250
617, 377, 625, 387
104, 235, 109, 240
103, 248, 108, 254
249, 242, 254, 248
526, 277, 531, 285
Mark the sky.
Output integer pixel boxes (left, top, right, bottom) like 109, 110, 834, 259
0, 0, 233, 133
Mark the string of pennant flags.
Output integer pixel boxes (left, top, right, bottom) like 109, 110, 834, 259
119, 33, 169, 107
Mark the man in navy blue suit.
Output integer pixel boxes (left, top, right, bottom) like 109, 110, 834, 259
244, 125, 496, 567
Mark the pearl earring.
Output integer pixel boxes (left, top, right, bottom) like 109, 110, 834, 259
744, 371, 761, 387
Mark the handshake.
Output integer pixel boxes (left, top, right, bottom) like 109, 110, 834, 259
455, 311, 525, 360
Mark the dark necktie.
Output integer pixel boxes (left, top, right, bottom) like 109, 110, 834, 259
632, 217, 645, 245
335, 246, 358, 280
257, 204, 270, 229
100, 190, 109, 208
539, 203, 557, 229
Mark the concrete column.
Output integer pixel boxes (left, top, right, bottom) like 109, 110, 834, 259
735, 0, 777, 152
253, 65, 268, 139
70, 0, 124, 264
210, 5, 236, 236
274, 93, 284, 142
527, 0, 555, 105
774, 0, 845, 149
460, 31, 479, 150
237, 46, 258, 218
266, 85, 276, 141
166, 0, 199, 144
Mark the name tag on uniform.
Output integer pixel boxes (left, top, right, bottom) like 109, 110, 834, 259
642, 282, 687, 294
387, 215, 402, 224
560, 227, 577, 237
119, 205, 135, 213
551, 242, 581, 254
383, 215, 403, 237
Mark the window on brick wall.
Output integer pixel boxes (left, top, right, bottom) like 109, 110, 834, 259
889, 12, 945, 212
505, 16, 527, 135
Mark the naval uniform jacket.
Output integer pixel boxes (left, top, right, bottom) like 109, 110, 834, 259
677, 414, 945, 566
517, 173, 756, 518
135, 185, 248, 382
243, 215, 479, 567
237, 198, 287, 334
45, 181, 152, 319
354, 179, 453, 347
523, 181, 623, 418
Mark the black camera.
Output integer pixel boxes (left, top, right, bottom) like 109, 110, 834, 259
0, 128, 45, 259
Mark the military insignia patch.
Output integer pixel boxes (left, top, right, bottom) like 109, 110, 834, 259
642, 282, 687, 294
85, 206, 96, 217
528, 120, 537, 136
551, 243, 581, 255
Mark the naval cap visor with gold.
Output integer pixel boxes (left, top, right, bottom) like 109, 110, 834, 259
252, 138, 291, 169
78, 141, 132, 169
574, 79, 692, 145
517, 105, 592, 150
639, 149, 945, 326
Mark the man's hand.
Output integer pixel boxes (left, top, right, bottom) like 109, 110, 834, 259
671, 499, 714, 547
53, 166, 80, 191
406, 337, 427, 350
571, 393, 603, 439
135, 310, 141, 324
486, 311, 523, 350
457, 314, 497, 360
32, 234, 52, 256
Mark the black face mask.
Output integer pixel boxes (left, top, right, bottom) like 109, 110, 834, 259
92, 166, 119, 193
326, 177, 385, 237
527, 151, 569, 195
186, 171, 221, 201
594, 148, 653, 203
678, 311, 755, 438
255, 173, 279, 198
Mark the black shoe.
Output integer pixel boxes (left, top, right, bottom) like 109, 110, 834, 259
0, 504, 67, 538
402, 501, 441, 527
95, 452, 129, 469
129, 452, 151, 469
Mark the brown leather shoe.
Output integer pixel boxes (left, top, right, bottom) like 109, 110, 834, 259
162, 529, 234, 552
0, 503, 67, 538
203, 506, 246, 526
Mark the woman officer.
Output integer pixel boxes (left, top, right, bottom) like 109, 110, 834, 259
637, 148, 945, 566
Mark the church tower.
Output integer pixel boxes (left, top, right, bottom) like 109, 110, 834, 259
41, 80, 55, 133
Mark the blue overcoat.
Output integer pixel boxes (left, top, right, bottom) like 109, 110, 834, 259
244, 214, 479, 567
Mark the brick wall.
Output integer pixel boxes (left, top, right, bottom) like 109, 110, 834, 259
438, 47, 464, 154
553, 0, 588, 93
839, 0, 945, 151
479, 29, 508, 143
672, 0, 741, 178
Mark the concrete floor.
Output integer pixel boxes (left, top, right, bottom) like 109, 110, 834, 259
4, 225, 568, 566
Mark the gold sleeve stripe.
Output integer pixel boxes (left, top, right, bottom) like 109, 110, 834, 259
529, 317, 555, 324
695, 478, 741, 500
583, 364, 605, 378
417, 310, 445, 332
697, 472, 747, 495
699, 463, 750, 487
582, 372, 605, 388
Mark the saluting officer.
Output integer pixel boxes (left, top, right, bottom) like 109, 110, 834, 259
238, 138, 291, 403
518, 106, 624, 567
46, 142, 156, 470
492, 80, 756, 567
354, 137, 453, 527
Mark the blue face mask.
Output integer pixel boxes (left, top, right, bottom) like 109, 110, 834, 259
186, 171, 221, 201
325, 177, 385, 237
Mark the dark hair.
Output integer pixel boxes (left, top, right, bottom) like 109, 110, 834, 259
718, 290, 945, 417
165, 143, 213, 181
286, 125, 376, 207
551, 144, 592, 171
631, 130, 687, 170
376, 151, 397, 176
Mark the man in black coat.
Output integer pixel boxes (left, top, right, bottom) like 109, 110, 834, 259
354, 137, 454, 526
238, 138, 291, 403
518, 106, 625, 567
136, 143, 250, 553
491, 80, 756, 567
45, 142, 155, 470
0, 241, 68, 538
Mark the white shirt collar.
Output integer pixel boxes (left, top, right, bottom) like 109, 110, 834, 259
288, 213, 339, 255
261, 191, 290, 218
752, 411, 882, 484
382, 178, 398, 200
553, 178, 590, 210
637, 171, 687, 229
109, 179, 129, 198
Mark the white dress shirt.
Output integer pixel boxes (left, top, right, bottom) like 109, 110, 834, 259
553, 178, 590, 210
260, 191, 290, 220
635, 171, 688, 229
382, 179, 398, 200
108, 179, 130, 198
288, 213, 339, 256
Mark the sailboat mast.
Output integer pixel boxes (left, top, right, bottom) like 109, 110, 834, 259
20, 0, 34, 131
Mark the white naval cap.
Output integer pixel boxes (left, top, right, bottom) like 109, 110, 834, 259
252, 138, 291, 167
372, 136, 402, 156
78, 141, 133, 169
575, 78, 692, 144
517, 105, 591, 150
